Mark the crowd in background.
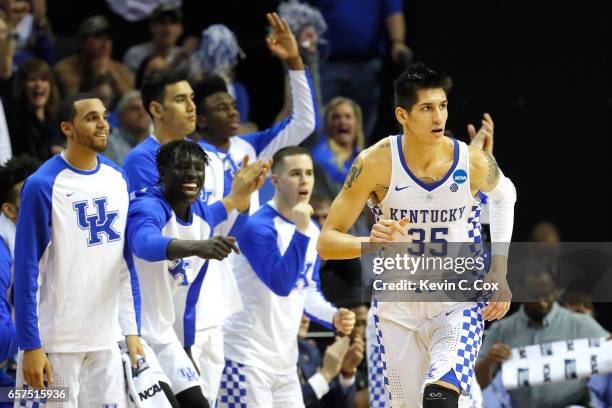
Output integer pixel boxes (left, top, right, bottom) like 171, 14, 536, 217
0, 1, 611, 407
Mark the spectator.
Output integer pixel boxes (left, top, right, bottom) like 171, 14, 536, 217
0, 57, 62, 161
123, 4, 193, 74
54, 15, 133, 97
307, 0, 412, 143
104, 91, 151, 165
0, 10, 11, 162
134, 54, 168, 89
311, 192, 331, 228
475, 269, 608, 407
85, 74, 118, 128
297, 314, 361, 407
312, 97, 364, 189
0, 0, 54, 66
191, 24, 252, 128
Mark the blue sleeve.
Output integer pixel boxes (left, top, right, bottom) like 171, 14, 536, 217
239, 218, 310, 296
123, 150, 158, 194
14, 176, 52, 350
202, 201, 228, 231
384, 0, 403, 16
304, 257, 336, 330
127, 197, 173, 262
588, 375, 611, 408
0, 240, 16, 360
301, 381, 318, 405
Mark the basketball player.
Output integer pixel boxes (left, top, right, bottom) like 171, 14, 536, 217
13, 94, 143, 406
317, 63, 516, 407
126, 139, 265, 406
219, 147, 355, 407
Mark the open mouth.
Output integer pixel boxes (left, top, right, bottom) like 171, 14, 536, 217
298, 189, 309, 198
181, 182, 199, 194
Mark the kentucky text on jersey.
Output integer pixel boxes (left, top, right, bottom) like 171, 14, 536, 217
388, 206, 467, 223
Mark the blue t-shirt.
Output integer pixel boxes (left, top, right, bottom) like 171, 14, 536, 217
308, 0, 403, 59
311, 137, 359, 186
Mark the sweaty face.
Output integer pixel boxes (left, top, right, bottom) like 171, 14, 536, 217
159, 80, 196, 136
66, 98, 110, 153
399, 88, 448, 144
198, 92, 240, 140
274, 154, 314, 209
24, 75, 51, 109
328, 102, 357, 148
161, 151, 206, 204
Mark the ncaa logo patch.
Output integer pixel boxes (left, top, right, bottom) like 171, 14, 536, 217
453, 169, 467, 184
450, 183, 459, 192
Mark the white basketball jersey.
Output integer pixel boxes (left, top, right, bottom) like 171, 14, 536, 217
370, 135, 482, 245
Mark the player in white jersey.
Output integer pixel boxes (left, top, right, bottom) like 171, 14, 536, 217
220, 146, 355, 407
195, 13, 316, 221
127, 139, 266, 407
13, 94, 144, 407
190, 13, 316, 402
318, 63, 516, 407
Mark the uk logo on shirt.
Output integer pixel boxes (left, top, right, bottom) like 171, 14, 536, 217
168, 259, 191, 286
72, 197, 121, 246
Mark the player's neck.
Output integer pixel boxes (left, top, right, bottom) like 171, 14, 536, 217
402, 133, 448, 168
273, 194, 293, 222
154, 124, 186, 146
201, 133, 230, 152
63, 145, 98, 171
167, 196, 191, 222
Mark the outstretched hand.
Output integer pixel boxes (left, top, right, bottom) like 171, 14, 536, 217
265, 12, 303, 69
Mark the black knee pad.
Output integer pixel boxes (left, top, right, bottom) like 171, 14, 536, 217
422, 383, 460, 408
176, 385, 210, 408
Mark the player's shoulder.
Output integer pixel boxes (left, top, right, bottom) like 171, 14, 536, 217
23, 156, 67, 190
124, 136, 157, 164
130, 188, 170, 216
361, 136, 393, 166
97, 154, 124, 174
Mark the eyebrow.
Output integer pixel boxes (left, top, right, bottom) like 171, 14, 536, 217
82, 110, 108, 118
418, 100, 448, 107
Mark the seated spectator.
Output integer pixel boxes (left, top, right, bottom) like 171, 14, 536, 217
475, 269, 608, 407
104, 91, 151, 165
298, 314, 361, 407
312, 97, 364, 189
122, 4, 192, 74
191, 24, 253, 129
54, 15, 133, 97
0, 0, 54, 67
0, 57, 62, 160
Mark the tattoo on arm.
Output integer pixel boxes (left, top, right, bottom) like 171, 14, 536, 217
343, 157, 363, 189
484, 151, 499, 185
377, 140, 391, 149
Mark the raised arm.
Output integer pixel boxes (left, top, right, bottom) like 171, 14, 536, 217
317, 145, 387, 260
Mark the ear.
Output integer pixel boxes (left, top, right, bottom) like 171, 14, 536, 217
270, 173, 280, 188
150, 101, 164, 120
60, 121, 73, 139
395, 107, 409, 126
1, 202, 16, 221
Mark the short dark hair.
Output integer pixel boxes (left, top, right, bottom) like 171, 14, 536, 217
0, 155, 40, 205
310, 192, 331, 208
271, 146, 311, 173
156, 140, 210, 183
193, 76, 228, 113
394, 62, 452, 111
140, 68, 189, 117
57, 92, 100, 131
